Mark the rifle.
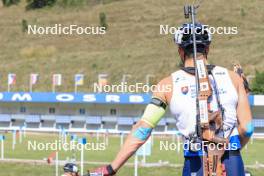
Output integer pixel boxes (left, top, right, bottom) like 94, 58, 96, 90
184, 1, 228, 175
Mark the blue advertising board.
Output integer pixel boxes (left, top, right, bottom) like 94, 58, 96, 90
0, 92, 260, 105
0, 92, 151, 104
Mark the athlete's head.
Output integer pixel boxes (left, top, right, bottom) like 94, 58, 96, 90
174, 23, 211, 63
63, 163, 79, 176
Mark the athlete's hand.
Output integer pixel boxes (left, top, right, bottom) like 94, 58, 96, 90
91, 165, 116, 176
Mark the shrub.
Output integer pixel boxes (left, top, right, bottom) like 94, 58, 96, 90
21, 19, 28, 33
240, 8, 246, 17
26, 0, 56, 10
99, 12, 108, 30
251, 71, 264, 94
2, 0, 20, 7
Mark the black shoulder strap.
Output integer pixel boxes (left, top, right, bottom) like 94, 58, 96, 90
181, 65, 216, 75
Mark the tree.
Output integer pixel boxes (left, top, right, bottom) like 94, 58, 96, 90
99, 12, 108, 30
26, 0, 56, 10
251, 71, 264, 94
2, 0, 20, 7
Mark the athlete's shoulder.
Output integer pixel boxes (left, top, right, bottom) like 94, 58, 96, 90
214, 65, 242, 90
152, 75, 174, 104
213, 65, 229, 73
156, 69, 182, 87
213, 65, 235, 76
228, 69, 244, 90
158, 75, 173, 85
171, 69, 185, 77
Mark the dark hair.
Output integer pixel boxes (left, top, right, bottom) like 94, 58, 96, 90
183, 44, 207, 58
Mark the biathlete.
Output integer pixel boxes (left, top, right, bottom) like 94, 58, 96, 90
92, 23, 254, 176
62, 163, 79, 176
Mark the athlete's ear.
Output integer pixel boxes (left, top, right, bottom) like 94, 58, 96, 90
178, 47, 185, 62
205, 46, 209, 57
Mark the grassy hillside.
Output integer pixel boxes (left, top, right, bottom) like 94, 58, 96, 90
0, 0, 264, 92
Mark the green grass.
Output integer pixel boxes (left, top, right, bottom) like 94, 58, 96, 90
0, 132, 263, 175
0, 0, 263, 92
0, 163, 182, 176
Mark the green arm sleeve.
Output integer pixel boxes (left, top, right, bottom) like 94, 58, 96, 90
141, 104, 166, 128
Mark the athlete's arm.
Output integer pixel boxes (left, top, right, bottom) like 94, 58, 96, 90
93, 77, 172, 175
110, 77, 170, 171
229, 71, 253, 148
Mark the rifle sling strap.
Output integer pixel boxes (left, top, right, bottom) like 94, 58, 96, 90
182, 60, 226, 176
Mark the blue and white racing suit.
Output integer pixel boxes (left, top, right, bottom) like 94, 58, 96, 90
170, 66, 245, 176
